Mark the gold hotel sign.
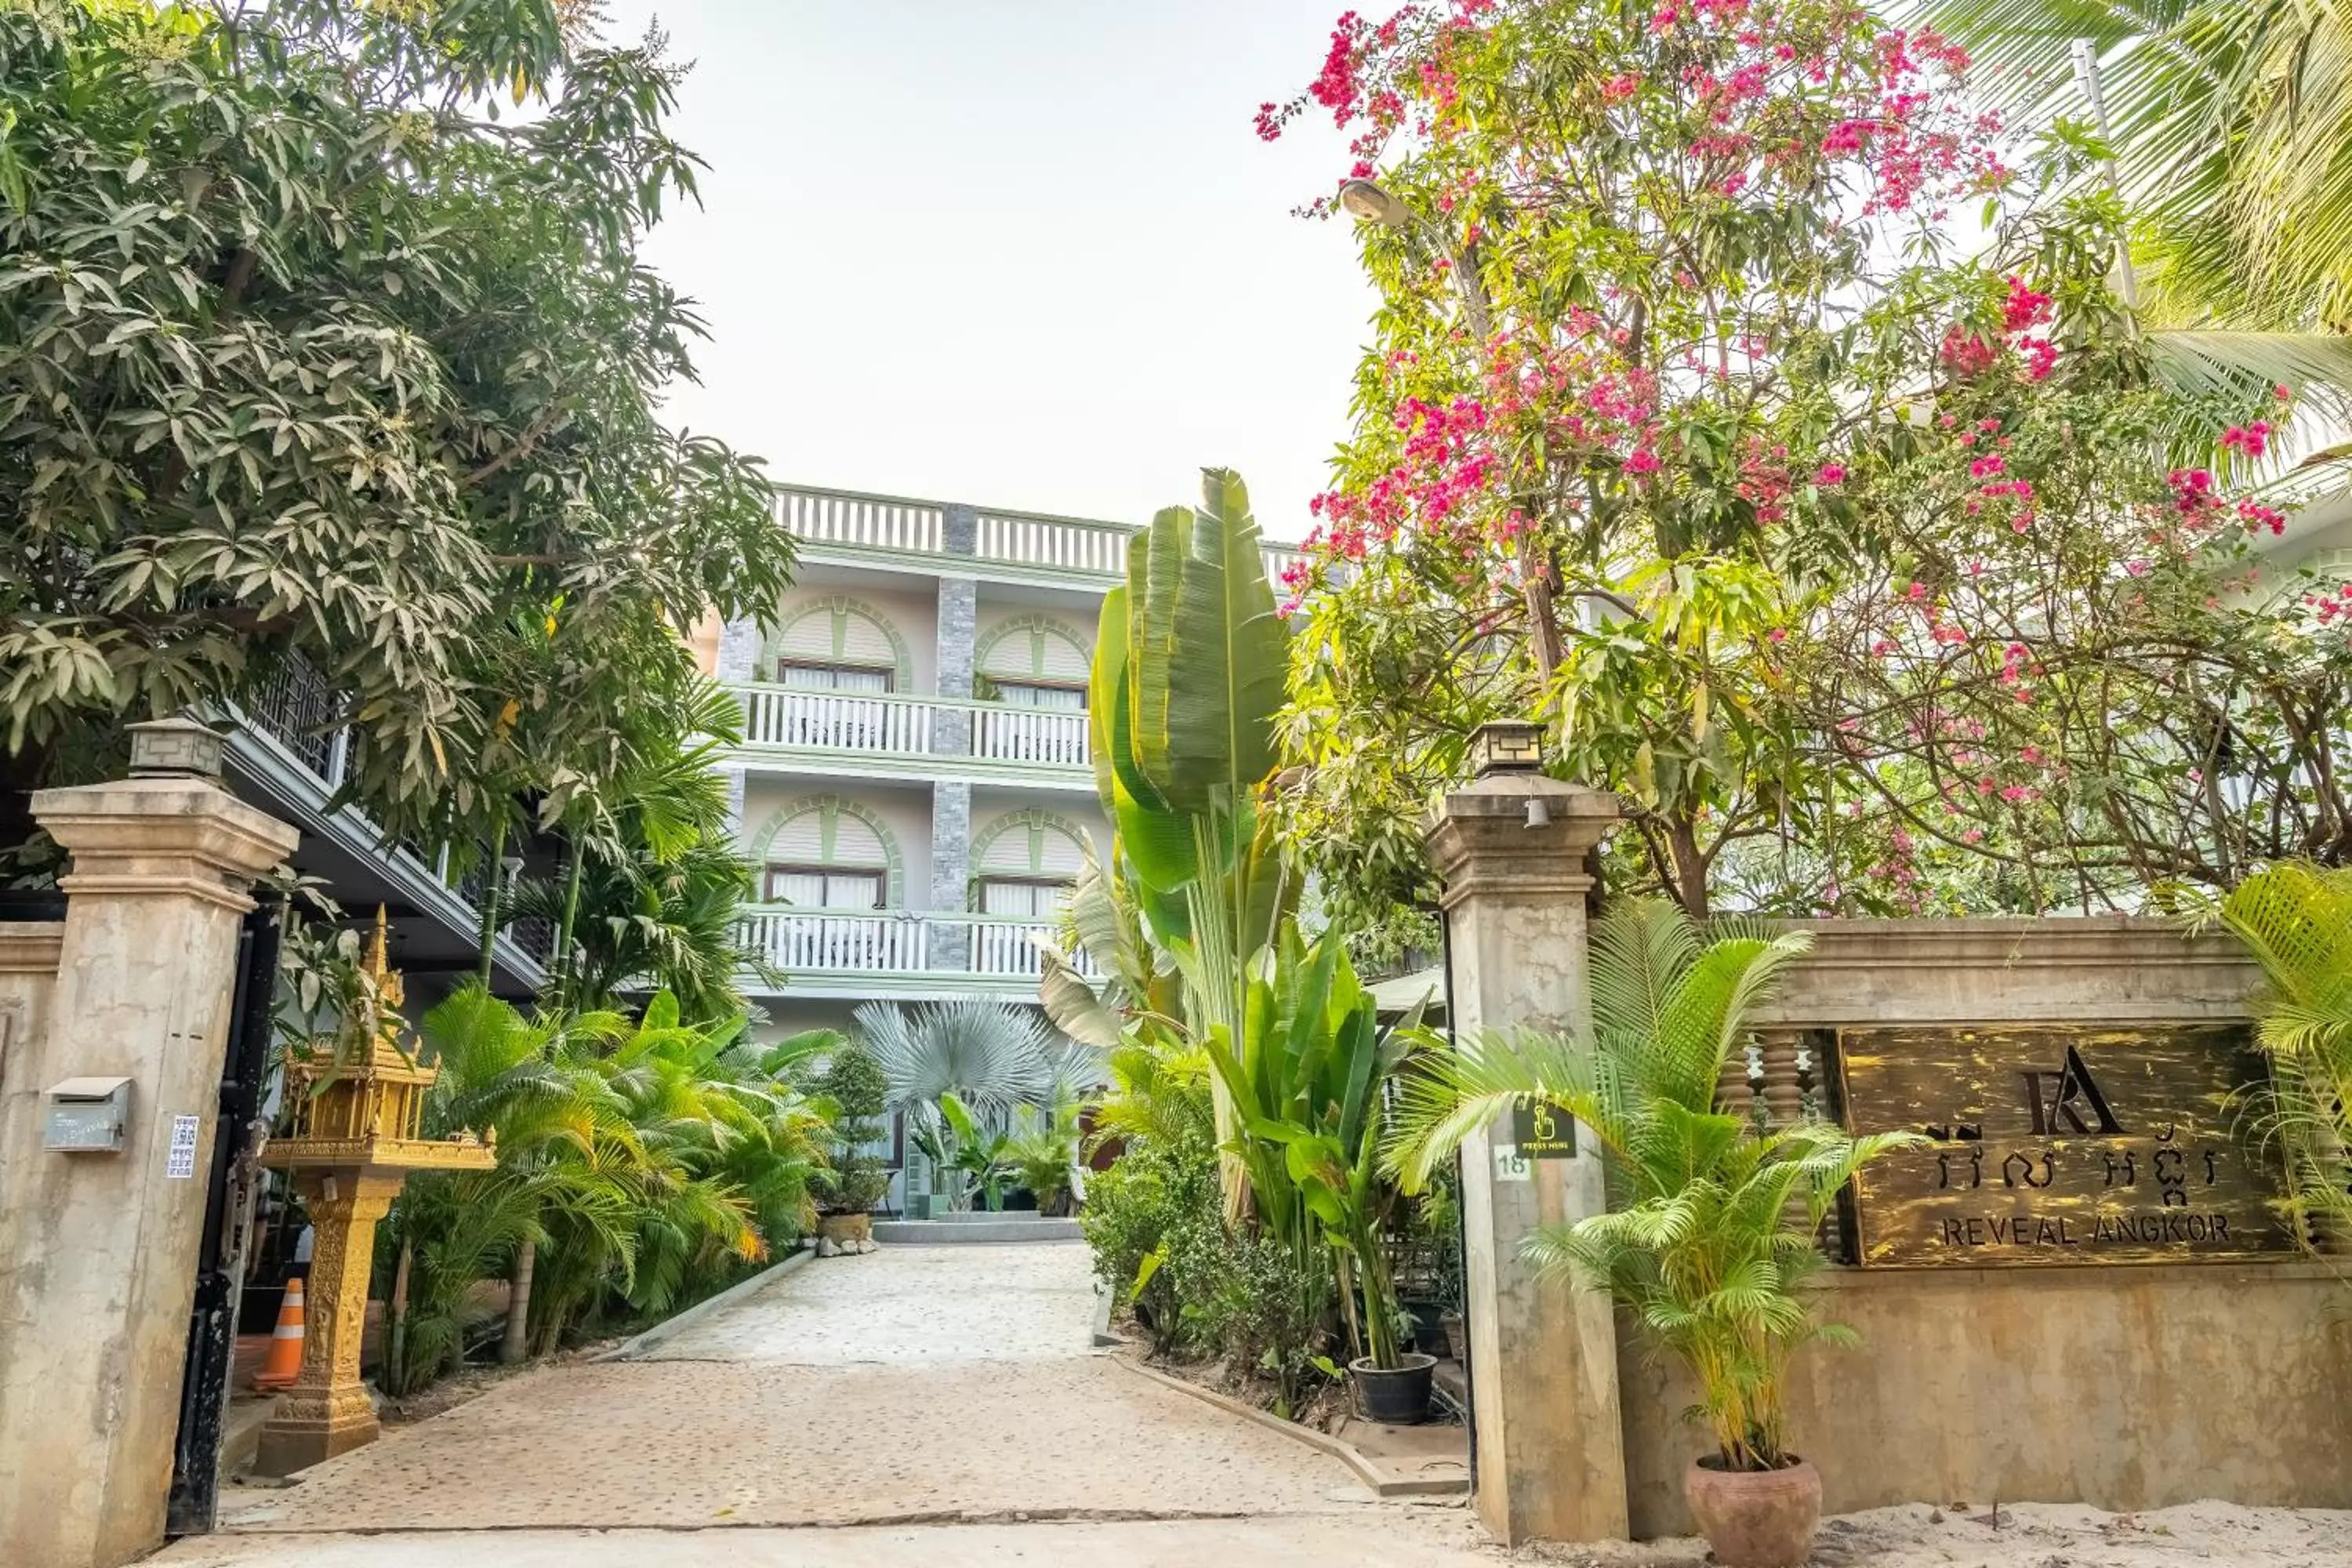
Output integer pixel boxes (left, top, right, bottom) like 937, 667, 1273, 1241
1836, 1024, 2297, 1266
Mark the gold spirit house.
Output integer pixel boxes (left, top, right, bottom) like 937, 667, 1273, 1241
1427, 766, 2352, 1548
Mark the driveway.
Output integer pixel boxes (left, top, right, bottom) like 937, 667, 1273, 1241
158, 1240, 1494, 1566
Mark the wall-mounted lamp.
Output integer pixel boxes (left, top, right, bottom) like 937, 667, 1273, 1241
1471, 719, 1545, 778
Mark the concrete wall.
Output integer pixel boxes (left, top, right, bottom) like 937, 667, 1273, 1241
1609, 917, 2352, 1536
0, 923, 61, 1087
1621, 1261, 2352, 1534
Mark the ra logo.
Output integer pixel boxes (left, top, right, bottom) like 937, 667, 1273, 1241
2020, 1044, 2125, 1136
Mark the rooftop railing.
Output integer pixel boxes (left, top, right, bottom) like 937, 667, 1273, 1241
777, 481, 1303, 584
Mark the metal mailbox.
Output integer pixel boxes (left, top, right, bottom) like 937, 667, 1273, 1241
44, 1076, 132, 1153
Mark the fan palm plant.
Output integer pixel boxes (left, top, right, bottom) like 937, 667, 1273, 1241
2218, 861, 2352, 1250
1385, 899, 1916, 1472
858, 997, 1057, 1116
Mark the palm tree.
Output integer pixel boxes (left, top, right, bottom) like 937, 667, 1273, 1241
857, 998, 1069, 1209
510, 678, 774, 1020
1927, 0, 2352, 400
387, 988, 644, 1388
857, 997, 1058, 1116
2219, 862, 2352, 1250
1384, 899, 1915, 1472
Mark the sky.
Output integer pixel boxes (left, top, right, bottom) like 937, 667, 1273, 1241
594, 0, 1377, 542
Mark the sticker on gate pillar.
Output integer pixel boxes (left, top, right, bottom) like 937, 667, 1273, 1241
1492, 1145, 1531, 1181
165, 1114, 201, 1178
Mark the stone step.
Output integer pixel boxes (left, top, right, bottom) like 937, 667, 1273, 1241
872, 1216, 1083, 1244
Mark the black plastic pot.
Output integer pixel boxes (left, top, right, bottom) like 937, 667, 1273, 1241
1349, 1352, 1436, 1425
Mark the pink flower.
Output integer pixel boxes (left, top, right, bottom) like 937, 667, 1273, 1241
1602, 72, 1644, 102
1650, 2, 1679, 29
2021, 338, 2058, 380
1969, 454, 2005, 478
1816, 462, 1847, 486
1624, 448, 1661, 475
2001, 275, 2053, 333
2222, 421, 2272, 459
1766, 626, 1788, 644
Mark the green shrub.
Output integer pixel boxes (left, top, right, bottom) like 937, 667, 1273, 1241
1081, 1134, 1219, 1352
818, 1040, 891, 1214
1185, 1229, 1333, 1414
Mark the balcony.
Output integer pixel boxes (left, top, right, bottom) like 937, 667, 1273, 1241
729, 684, 1093, 786
735, 907, 1102, 1000
779, 482, 1301, 587
223, 658, 551, 989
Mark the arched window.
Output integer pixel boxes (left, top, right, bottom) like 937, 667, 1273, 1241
764, 597, 912, 691
747, 795, 905, 908
975, 615, 1090, 710
971, 810, 1093, 919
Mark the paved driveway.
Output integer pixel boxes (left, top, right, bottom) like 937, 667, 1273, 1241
160, 1240, 1495, 1565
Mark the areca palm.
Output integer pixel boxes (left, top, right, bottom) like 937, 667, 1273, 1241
2219, 862, 2352, 1250
1928, 0, 2352, 403
386, 989, 643, 1391
1385, 899, 1915, 1471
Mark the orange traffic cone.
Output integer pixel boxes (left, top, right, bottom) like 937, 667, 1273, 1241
253, 1276, 306, 1391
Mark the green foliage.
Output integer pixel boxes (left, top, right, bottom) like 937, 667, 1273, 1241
1084, 467, 1295, 1208
1385, 899, 1917, 1469
505, 680, 775, 1020
1081, 1134, 1222, 1352
2220, 862, 2352, 1253
811, 1036, 887, 1216
1209, 921, 1421, 1368
0, 0, 789, 859
383, 985, 828, 1393
859, 997, 1055, 1118
1929, 0, 2352, 345
1004, 1095, 1086, 1217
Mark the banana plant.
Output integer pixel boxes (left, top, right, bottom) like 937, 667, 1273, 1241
1206, 921, 1423, 1367
910, 1091, 1016, 1213
1085, 468, 1296, 1209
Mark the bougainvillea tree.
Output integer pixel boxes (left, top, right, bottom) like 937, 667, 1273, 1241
1263, 0, 2334, 922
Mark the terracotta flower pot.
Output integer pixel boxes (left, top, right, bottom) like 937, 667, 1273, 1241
1682, 1456, 1820, 1568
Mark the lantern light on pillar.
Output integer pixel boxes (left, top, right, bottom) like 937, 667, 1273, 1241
1471, 719, 1545, 777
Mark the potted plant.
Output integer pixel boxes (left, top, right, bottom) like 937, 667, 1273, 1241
1387, 899, 1917, 1568
815, 1039, 890, 1249
1223, 925, 1436, 1424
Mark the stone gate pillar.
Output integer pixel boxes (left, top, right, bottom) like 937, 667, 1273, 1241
0, 720, 297, 1568
1425, 728, 1626, 1545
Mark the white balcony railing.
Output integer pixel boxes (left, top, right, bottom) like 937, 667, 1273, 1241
971, 704, 1090, 767
735, 908, 1102, 981
975, 507, 1131, 575
778, 482, 1300, 584
732, 686, 1091, 771
781, 488, 944, 554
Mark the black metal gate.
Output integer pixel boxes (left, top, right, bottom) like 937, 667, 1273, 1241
166, 899, 282, 1537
